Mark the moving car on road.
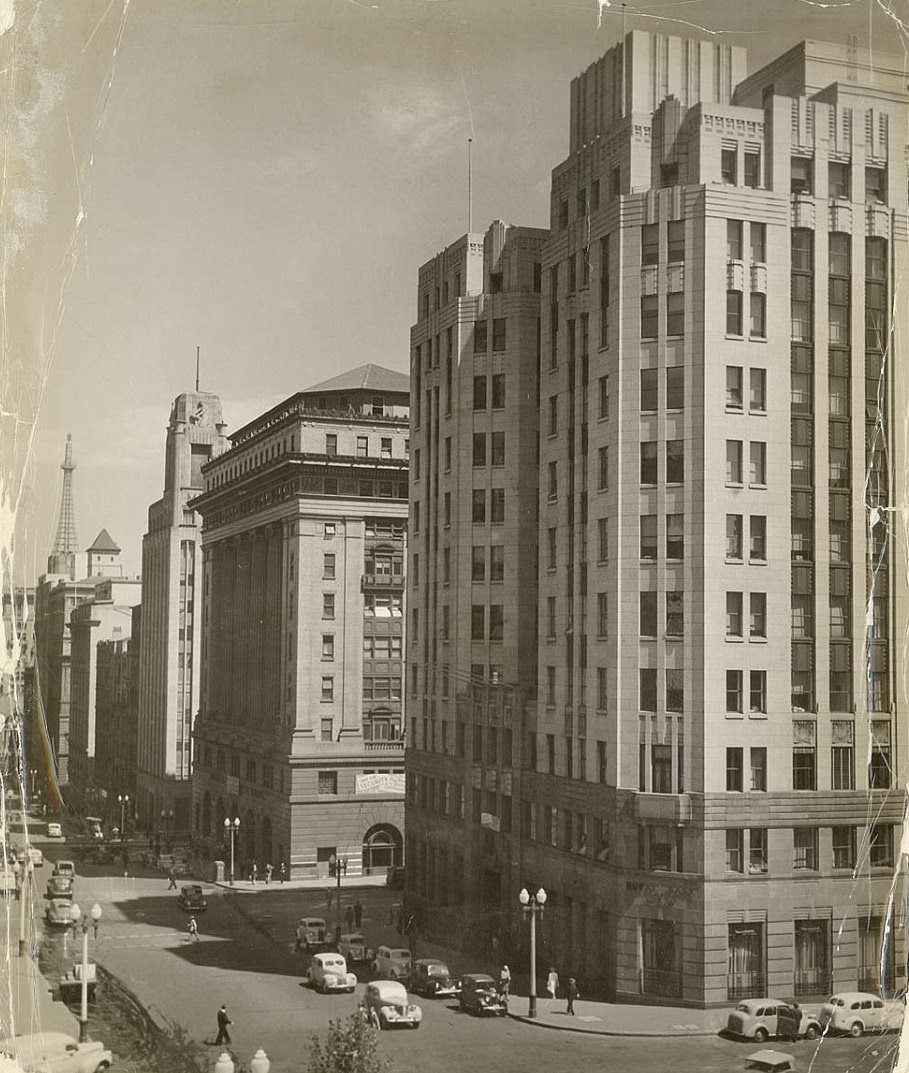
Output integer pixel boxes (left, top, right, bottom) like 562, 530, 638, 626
46, 823, 64, 839
53, 860, 76, 880
411, 958, 459, 998
362, 981, 422, 1030
26, 848, 43, 868
818, 992, 900, 1036
0, 1032, 111, 1073
46, 875, 74, 899
338, 933, 373, 964
458, 973, 508, 1016
58, 962, 98, 1004
371, 945, 412, 981
307, 952, 357, 993
295, 917, 329, 953
45, 898, 76, 927
176, 884, 208, 911
726, 999, 820, 1042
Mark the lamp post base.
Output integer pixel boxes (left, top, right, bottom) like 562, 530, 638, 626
528, 995, 537, 1018
18, 938, 27, 957
78, 1019, 89, 1043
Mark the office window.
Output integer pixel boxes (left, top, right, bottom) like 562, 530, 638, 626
322, 635, 334, 661
640, 442, 658, 484
726, 829, 744, 872
471, 546, 485, 582
749, 594, 767, 639
491, 374, 505, 408
323, 553, 336, 580
750, 294, 766, 338
667, 220, 685, 262
750, 222, 766, 263
726, 514, 743, 559
490, 545, 504, 582
597, 671, 608, 714
727, 291, 743, 334
356, 435, 368, 458
546, 527, 558, 570
727, 220, 743, 260
749, 828, 768, 873
444, 436, 452, 471
474, 319, 488, 352
666, 366, 684, 410
492, 318, 506, 351
725, 369, 744, 414
641, 223, 659, 265
726, 440, 743, 484
749, 516, 766, 561
749, 369, 766, 412
749, 670, 767, 714
793, 827, 818, 870
322, 593, 335, 619
472, 433, 486, 467
320, 717, 334, 743
832, 826, 856, 869
639, 668, 657, 712
829, 161, 850, 200
324, 433, 338, 457
666, 440, 684, 483
380, 437, 392, 458
598, 375, 609, 419
471, 605, 484, 640
567, 256, 577, 293
869, 722, 892, 789
318, 771, 338, 795
491, 431, 505, 466
726, 592, 743, 638
865, 166, 885, 204
490, 488, 505, 523
665, 668, 683, 712
597, 592, 608, 636
749, 442, 766, 486
598, 517, 609, 561
792, 722, 817, 789
546, 595, 556, 638
665, 514, 684, 560
721, 147, 737, 184
651, 746, 672, 795
473, 376, 487, 410
750, 748, 767, 791
640, 592, 658, 637
489, 604, 503, 641
546, 667, 557, 707
829, 232, 851, 278
548, 460, 558, 498
726, 670, 743, 713
548, 395, 558, 435
666, 292, 684, 336
744, 150, 761, 188
640, 515, 658, 560
640, 368, 658, 412
321, 676, 334, 702
472, 489, 486, 523
791, 156, 813, 195
870, 824, 893, 868
666, 592, 684, 637
831, 721, 854, 790
641, 295, 659, 338
598, 446, 609, 490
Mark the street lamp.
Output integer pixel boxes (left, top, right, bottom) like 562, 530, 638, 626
118, 795, 129, 839
224, 817, 241, 885
328, 853, 347, 940
70, 901, 103, 1041
17, 860, 34, 957
519, 886, 547, 1018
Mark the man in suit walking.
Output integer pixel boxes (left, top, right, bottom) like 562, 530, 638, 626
215, 1004, 232, 1045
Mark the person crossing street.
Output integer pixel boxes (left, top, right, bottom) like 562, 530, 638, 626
188, 916, 199, 941
215, 1004, 232, 1045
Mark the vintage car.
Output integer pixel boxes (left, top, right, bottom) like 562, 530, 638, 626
362, 981, 422, 1030
411, 958, 459, 998
46, 875, 74, 900
726, 998, 820, 1042
295, 917, 330, 952
744, 1052, 797, 1073
53, 860, 76, 880
59, 962, 98, 1004
458, 973, 508, 1016
46, 823, 64, 839
371, 945, 412, 981
176, 884, 208, 911
0, 1032, 111, 1073
818, 992, 901, 1036
26, 848, 44, 868
307, 952, 357, 993
45, 898, 76, 927
338, 933, 373, 964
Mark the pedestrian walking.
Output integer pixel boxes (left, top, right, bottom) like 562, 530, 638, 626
279, 861, 286, 883
354, 899, 362, 927
251, 862, 258, 885
214, 1004, 232, 1045
566, 976, 578, 1016
345, 904, 354, 931
265, 863, 273, 885
498, 964, 511, 1000
546, 967, 559, 1003
167, 869, 177, 890
188, 916, 199, 941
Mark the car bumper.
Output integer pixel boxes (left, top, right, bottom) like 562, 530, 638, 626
430, 985, 460, 998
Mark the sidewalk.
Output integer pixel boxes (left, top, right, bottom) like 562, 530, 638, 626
207, 873, 389, 894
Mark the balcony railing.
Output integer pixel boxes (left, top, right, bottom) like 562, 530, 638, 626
363, 740, 405, 751
728, 972, 766, 1001
794, 969, 831, 997
641, 968, 682, 999
362, 573, 405, 589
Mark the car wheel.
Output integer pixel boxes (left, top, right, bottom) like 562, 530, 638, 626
850, 1021, 864, 1038
753, 1028, 769, 1044
410, 1022, 420, 1030
804, 1024, 819, 1040
94, 1063, 110, 1073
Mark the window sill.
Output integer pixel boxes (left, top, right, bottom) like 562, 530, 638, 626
726, 405, 744, 414
726, 334, 745, 341
726, 556, 744, 565
666, 407, 683, 415
748, 710, 768, 720
748, 558, 767, 566
726, 635, 744, 643
726, 711, 745, 719
749, 336, 767, 344
749, 636, 768, 643
665, 634, 684, 642
725, 482, 744, 489
749, 483, 767, 491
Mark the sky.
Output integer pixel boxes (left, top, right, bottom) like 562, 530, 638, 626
2, 0, 906, 580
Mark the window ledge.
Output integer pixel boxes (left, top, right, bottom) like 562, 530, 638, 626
748, 558, 767, 566
726, 635, 745, 643
749, 636, 768, 643
726, 334, 745, 341
725, 482, 744, 489
748, 336, 768, 344
726, 711, 745, 719
726, 557, 744, 565
749, 483, 767, 490
726, 405, 744, 414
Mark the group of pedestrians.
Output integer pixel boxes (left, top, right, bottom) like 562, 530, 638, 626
546, 967, 579, 1015
243, 860, 287, 884
344, 901, 364, 930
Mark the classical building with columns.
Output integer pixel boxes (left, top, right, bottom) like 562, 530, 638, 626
190, 364, 408, 879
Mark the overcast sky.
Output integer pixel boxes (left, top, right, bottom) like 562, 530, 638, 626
3, 0, 904, 579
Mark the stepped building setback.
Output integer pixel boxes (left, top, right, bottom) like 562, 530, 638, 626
405, 31, 908, 1006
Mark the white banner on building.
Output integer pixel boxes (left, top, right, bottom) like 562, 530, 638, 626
356, 772, 405, 796
480, 813, 501, 832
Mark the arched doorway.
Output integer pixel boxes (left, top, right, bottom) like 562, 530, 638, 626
362, 823, 402, 876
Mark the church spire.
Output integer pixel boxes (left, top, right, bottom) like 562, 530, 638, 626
48, 434, 78, 578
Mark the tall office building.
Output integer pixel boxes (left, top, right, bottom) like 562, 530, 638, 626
406, 32, 908, 1006
191, 365, 408, 881
136, 392, 229, 835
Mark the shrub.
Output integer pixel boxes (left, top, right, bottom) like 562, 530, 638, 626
307, 1009, 388, 1073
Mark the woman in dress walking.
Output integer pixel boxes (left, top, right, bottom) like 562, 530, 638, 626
546, 967, 559, 1004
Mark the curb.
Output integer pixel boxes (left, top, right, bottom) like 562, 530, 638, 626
506, 1012, 720, 1038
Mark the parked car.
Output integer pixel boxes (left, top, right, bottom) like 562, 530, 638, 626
0, 1032, 111, 1073
818, 992, 900, 1036
46, 875, 74, 899
46, 898, 76, 927
338, 933, 373, 964
58, 962, 98, 1004
372, 945, 412, 981
295, 917, 328, 952
53, 860, 76, 879
411, 958, 459, 998
744, 1052, 797, 1073
458, 973, 508, 1016
726, 999, 820, 1042
46, 823, 64, 839
362, 981, 422, 1030
307, 952, 357, 993
176, 885, 208, 911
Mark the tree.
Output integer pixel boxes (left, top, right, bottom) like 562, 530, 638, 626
307, 1010, 388, 1073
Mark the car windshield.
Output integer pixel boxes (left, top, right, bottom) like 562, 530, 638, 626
392, 950, 410, 959
428, 964, 448, 975
829, 997, 845, 1006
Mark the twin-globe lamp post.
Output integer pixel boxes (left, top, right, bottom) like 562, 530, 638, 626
518, 886, 547, 1018
224, 816, 241, 885
328, 853, 347, 940
118, 794, 130, 838
70, 901, 103, 1042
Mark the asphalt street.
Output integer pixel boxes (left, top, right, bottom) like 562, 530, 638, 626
32, 848, 907, 1073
